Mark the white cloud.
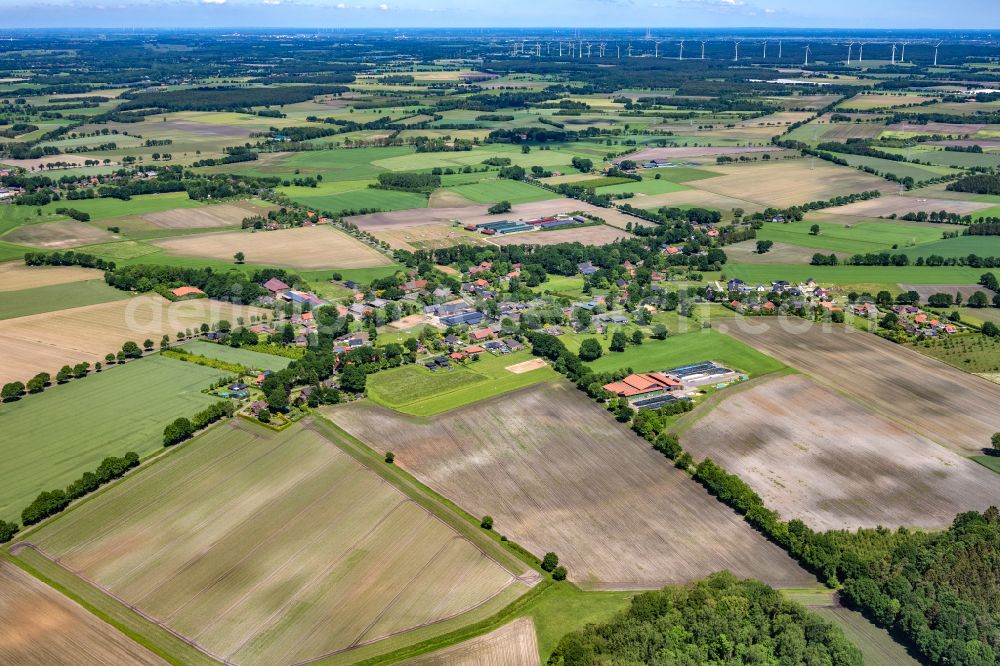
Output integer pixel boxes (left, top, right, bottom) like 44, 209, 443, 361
378, 2, 389, 9
201, 0, 226, 4
263, 0, 281, 4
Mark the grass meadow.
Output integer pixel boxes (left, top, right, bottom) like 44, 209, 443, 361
757, 221, 943, 255
724, 263, 988, 291
366, 350, 559, 416
582, 329, 787, 377
0, 354, 224, 522
179, 340, 291, 372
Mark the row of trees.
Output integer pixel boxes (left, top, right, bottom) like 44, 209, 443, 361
163, 401, 236, 446
20, 452, 140, 527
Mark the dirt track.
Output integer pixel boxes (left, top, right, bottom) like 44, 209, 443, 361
719, 319, 1000, 455
682, 374, 1000, 531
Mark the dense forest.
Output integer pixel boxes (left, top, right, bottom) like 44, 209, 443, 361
548, 572, 862, 666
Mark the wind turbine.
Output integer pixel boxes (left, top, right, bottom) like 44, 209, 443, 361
933, 41, 942, 66
804, 45, 811, 66
700, 40, 706, 59
858, 42, 864, 63
762, 40, 768, 59
733, 39, 742, 62
891, 43, 897, 65
585, 43, 592, 58
558, 41, 563, 57
778, 40, 783, 58
900, 42, 907, 62
627, 42, 633, 57
678, 40, 685, 60
654, 41, 661, 58
617, 44, 621, 59
847, 41, 854, 65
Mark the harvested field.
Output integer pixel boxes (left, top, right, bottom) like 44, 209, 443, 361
682, 374, 1000, 530
687, 160, 893, 208
724, 240, 818, 265
828, 194, 993, 218
428, 189, 476, 208
900, 283, 998, 302
927, 139, 1000, 149
0, 154, 103, 170
389, 313, 439, 330
621, 146, 778, 161
0, 561, 166, 666
151, 226, 393, 270
0, 263, 104, 291
404, 618, 539, 666
348, 199, 643, 233
492, 225, 629, 247
142, 202, 268, 229
633, 188, 762, 214
4, 221, 116, 249
0, 295, 267, 385
376, 223, 486, 252
506, 358, 547, 374
25, 420, 524, 665
888, 121, 984, 135
327, 383, 813, 590
719, 320, 1000, 455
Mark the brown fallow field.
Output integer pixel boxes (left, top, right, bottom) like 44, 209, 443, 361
621, 145, 780, 161
900, 283, 998, 303
491, 225, 630, 247
4, 221, 117, 249
0, 295, 267, 385
0, 561, 166, 666
151, 225, 394, 270
347, 198, 644, 233
687, 160, 894, 208
24, 421, 525, 665
629, 188, 763, 216
826, 194, 993, 218
326, 382, 814, 591
404, 618, 540, 666
0, 263, 106, 291
719, 320, 1000, 455
682, 374, 1000, 531
143, 201, 271, 229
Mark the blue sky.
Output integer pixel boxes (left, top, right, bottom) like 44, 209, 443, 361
0, 0, 997, 29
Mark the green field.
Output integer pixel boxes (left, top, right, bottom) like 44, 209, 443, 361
583, 329, 786, 377
39, 191, 204, 222
973, 455, 1000, 475
902, 235, 1000, 259
447, 179, 559, 204
725, 263, 988, 291
596, 177, 690, 196
758, 221, 944, 255
179, 340, 291, 371
0, 355, 225, 522
0, 280, 130, 320
366, 350, 559, 416
836, 153, 961, 182
282, 186, 428, 213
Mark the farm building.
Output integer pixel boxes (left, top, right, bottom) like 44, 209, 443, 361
263, 277, 290, 294
170, 286, 205, 299
473, 220, 533, 235
604, 373, 682, 398
440, 311, 484, 327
